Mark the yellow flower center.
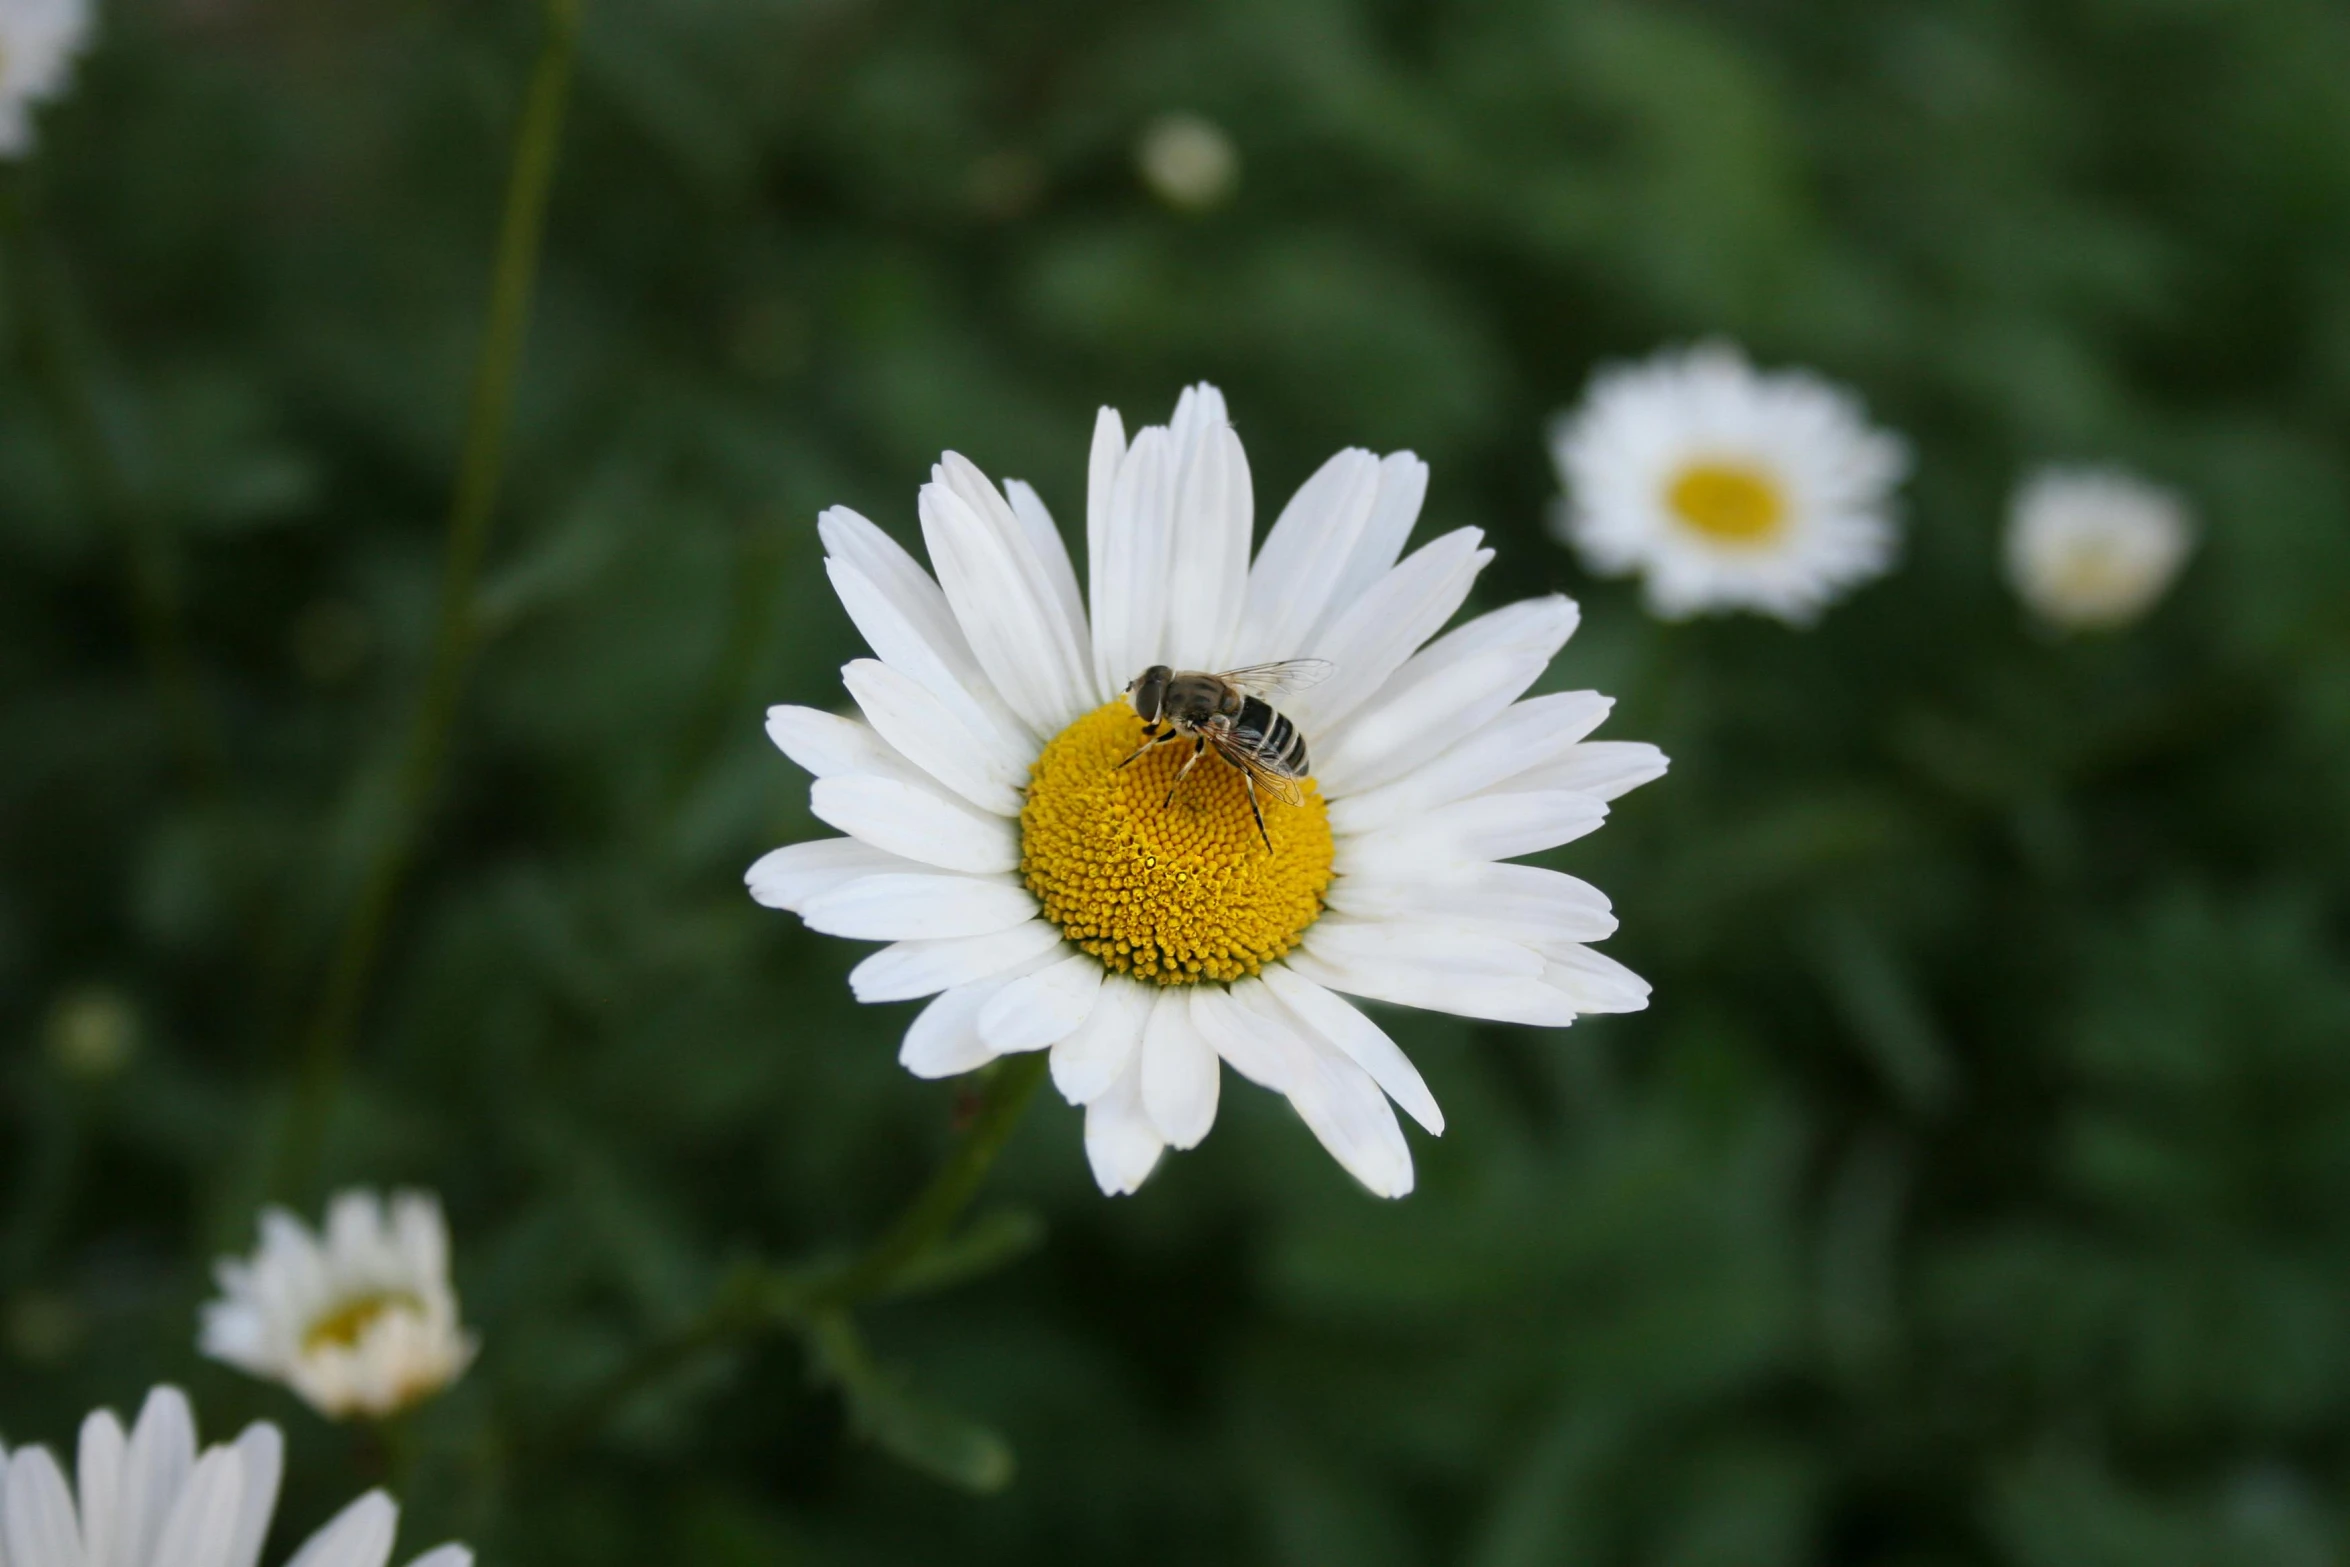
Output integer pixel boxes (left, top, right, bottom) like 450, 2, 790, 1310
1666, 460, 1787, 545
1021, 701, 1332, 984
302, 1292, 421, 1354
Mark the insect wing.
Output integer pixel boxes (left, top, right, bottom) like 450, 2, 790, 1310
1206, 728, 1307, 808
1214, 659, 1334, 700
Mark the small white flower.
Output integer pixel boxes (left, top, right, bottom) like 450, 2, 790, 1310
752, 383, 1665, 1199
1136, 113, 1238, 211
0, 1384, 468, 1567
0, 0, 94, 158
44, 983, 137, 1079
2005, 464, 2194, 631
1548, 341, 1910, 624
200, 1190, 476, 1421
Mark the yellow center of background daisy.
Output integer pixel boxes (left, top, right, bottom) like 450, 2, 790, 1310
302, 1291, 420, 1353
1021, 702, 1332, 984
1667, 460, 1787, 544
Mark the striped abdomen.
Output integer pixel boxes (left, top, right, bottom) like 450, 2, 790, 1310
1232, 696, 1310, 777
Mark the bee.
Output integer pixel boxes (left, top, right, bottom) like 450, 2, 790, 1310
1120, 659, 1334, 849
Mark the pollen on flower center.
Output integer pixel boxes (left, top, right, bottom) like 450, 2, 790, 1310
1666, 460, 1787, 544
302, 1291, 421, 1354
1021, 701, 1333, 984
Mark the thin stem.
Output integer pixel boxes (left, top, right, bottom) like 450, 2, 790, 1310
0, 168, 225, 794
277, 0, 582, 1198
536, 1054, 1052, 1456
810, 1053, 1051, 1307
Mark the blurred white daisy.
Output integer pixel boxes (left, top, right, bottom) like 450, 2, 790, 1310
1548, 342, 1910, 624
0, 1384, 468, 1567
200, 1189, 476, 1421
2005, 464, 2195, 631
1136, 112, 1238, 211
751, 384, 1664, 1199
0, 0, 94, 157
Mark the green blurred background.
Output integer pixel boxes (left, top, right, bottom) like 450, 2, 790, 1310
8, 0, 2350, 1561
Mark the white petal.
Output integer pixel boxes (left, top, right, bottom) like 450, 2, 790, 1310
921, 456, 1093, 733
119, 1388, 197, 1567
809, 776, 1019, 874
1139, 985, 1219, 1149
1316, 593, 1577, 787
932, 460, 1093, 715
899, 974, 1019, 1079
901, 995, 992, 1078
1504, 740, 1671, 802
401, 1550, 473, 1567
323, 1189, 384, 1267
977, 954, 1105, 1053
1326, 862, 1617, 945
1313, 650, 1545, 800
1258, 964, 1443, 1134
823, 555, 1032, 760
763, 705, 916, 782
817, 506, 979, 689
1091, 425, 1174, 693
1003, 478, 1090, 665
1328, 691, 1614, 835
1291, 528, 1490, 733
1319, 452, 1431, 640
1230, 982, 1414, 1197
283, 1491, 397, 1567
1300, 915, 1542, 978
849, 921, 1065, 1003
224, 1425, 283, 1567
6, 1446, 85, 1567
1163, 423, 1252, 671
1541, 946, 1652, 1014
149, 1446, 243, 1567
1050, 973, 1153, 1105
1083, 1049, 1165, 1196
75, 1411, 124, 1567
799, 872, 1038, 941
1168, 382, 1228, 456
1186, 982, 1293, 1093
840, 659, 1026, 815
1336, 790, 1608, 875
1285, 948, 1579, 1027
746, 838, 928, 913
1083, 407, 1131, 693
1396, 592, 1579, 674
1233, 448, 1383, 664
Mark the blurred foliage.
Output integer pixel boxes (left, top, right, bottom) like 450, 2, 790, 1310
5, 0, 2350, 1561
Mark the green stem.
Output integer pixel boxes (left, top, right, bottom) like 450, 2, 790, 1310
810, 1054, 1051, 1307
540, 1054, 1052, 1451
277, 0, 582, 1199
0, 168, 225, 794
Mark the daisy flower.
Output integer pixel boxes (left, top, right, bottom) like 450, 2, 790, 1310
0, 0, 94, 157
0, 1384, 467, 1567
1136, 112, 1238, 211
200, 1189, 476, 1421
1548, 341, 1910, 623
2005, 464, 2195, 631
750, 384, 1664, 1198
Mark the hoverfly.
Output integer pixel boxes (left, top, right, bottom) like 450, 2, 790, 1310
1119, 659, 1334, 850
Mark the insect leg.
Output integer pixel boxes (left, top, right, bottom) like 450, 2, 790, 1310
1164, 737, 1208, 806
1237, 767, 1272, 851
1114, 726, 1176, 770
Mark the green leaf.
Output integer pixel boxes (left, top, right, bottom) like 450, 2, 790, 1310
879, 1206, 1046, 1301
805, 1312, 1016, 1495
